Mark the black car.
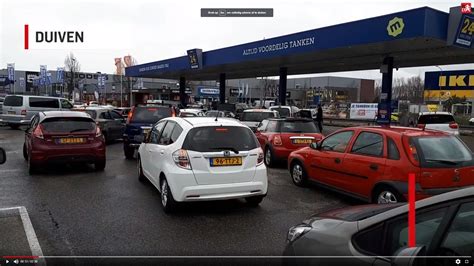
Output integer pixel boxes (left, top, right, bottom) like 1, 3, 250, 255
123, 105, 175, 159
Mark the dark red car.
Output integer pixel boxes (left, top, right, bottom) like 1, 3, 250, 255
23, 111, 106, 174
288, 126, 474, 203
255, 118, 323, 167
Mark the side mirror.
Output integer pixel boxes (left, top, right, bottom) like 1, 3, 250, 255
310, 141, 321, 150
0, 148, 6, 164
392, 246, 426, 266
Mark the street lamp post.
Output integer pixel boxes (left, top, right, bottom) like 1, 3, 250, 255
434, 65, 443, 109
72, 58, 76, 102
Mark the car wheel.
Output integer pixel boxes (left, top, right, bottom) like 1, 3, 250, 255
94, 160, 106, 171
373, 187, 403, 204
9, 124, 20, 130
160, 177, 177, 213
124, 145, 134, 160
291, 161, 307, 187
264, 147, 275, 167
245, 195, 264, 207
28, 155, 38, 175
137, 156, 146, 182
23, 144, 28, 161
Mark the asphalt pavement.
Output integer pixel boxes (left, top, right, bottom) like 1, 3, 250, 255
0, 125, 354, 261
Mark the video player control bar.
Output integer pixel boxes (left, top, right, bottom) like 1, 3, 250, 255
201, 8, 273, 17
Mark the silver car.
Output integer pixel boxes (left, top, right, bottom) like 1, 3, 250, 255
0, 95, 73, 129
284, 187, 474, 266
84, 107, 125, 143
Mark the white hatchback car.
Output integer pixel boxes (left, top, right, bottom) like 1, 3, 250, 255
137, 117, 268, 213
417, 112, 460, 136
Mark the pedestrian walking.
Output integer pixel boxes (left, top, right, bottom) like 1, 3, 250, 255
316, 104, 323, 133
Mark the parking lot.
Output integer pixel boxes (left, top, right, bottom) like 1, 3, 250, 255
0, 125, 359, 257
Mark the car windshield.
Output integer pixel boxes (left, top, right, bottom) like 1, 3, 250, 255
241, 112, 276, 122
131, 107, 172, 124
418, 114, 455, 124
414, 136, 473, 163
41, 117, 96, 133
3, 96, 23, 107
280, 120, 317, 133
205, 111, 223, 117
271, 108, 290, 117
84, 110, 97, 119
182, 126, 258, 152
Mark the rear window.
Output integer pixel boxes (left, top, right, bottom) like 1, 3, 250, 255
84, 110, 97, 119
131, 107, 172, 124
271, 108, 290, 117
241, 112, 277, 122
414, 136, 473, 166
418, 114, 455, 124
41, 117, 96, 133
3, 96, 23, 107
280, 120, 317, 133
29, 97, 59, 108
182, 126, 258, 152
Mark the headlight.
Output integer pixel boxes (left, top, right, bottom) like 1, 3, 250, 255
287, 224, 312, 243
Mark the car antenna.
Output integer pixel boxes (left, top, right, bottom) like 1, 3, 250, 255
215, 109, 219, 122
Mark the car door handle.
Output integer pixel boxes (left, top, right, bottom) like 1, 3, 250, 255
334, 158, 341, 164
369, 164, 378, 170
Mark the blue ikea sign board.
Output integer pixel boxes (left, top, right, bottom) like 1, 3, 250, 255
425, 70, 474, 90
126, 7, 448, 77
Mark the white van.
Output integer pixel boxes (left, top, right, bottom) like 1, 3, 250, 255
0, 95, 73, 129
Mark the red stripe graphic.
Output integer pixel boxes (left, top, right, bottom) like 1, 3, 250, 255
408, 173, 416, 247
24, 24, 29, 50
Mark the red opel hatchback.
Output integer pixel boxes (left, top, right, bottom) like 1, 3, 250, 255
23, 111, 106, 174
288, 126, 474, 203
255, 118, 323, 167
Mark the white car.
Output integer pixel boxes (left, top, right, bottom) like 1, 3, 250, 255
137, 117, 268, 213
178, 109, 205, 117
417, 112, 460, 136
269, 105, 300, 118
240, 109, 280, 131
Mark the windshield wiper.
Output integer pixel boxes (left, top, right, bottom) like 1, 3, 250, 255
425, 159, 460, 165
210, 147, 239, 154
69, 128, 91, 133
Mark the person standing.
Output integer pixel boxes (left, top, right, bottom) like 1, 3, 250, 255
316, 104, 323, 133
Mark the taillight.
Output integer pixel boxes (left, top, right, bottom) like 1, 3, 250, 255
171, 107, 176, 117
95, 126, 102, 138
257, 150, 264, 166
417, 124, 425, 130
21, 110, 27, 116
172, 149, 192, 170
402, 136, 419, 167
127, 107, 135, 124
273, 135, 282, 146
33, 125, 44, 139
449, 123, 458, 129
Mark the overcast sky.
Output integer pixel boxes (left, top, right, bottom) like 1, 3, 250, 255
1, 0, 473, 81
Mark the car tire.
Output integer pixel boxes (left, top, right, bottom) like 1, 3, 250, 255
137, 156, 146, 182
124, 145, 134, 160
94, 160, 106, 171
28, 155, 38, 175
264, 146, 275, 167
9, 124, 20, 130
160, 177, 177, 213
23, 144, 28, 161
373, 186, 404, 204
245, 195, 264, 207
291, 161, 308, 187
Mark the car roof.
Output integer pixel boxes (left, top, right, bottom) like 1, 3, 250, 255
39, 111, 92, 119
84, 107, 112, 111
340, 126, 450, 137
170, 117, 246, 128
359, 186, 474, 228
243, 109, 277, 113
419, 112, 453, 116
267, 117, 313, 122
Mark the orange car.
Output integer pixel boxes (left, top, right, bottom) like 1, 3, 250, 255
288, 126, 474, 203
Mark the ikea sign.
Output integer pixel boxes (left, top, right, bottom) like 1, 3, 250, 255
425, 70, 474, 90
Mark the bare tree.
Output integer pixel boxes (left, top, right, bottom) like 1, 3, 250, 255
64, 52, 81, 96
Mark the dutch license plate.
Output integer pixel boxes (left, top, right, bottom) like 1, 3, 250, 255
292, 139, 312, 144
8, 111, 15, 114
210, 157, 242, 167
58, 138, 85, 144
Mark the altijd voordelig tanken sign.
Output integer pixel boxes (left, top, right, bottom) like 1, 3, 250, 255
242, 37, 316, 56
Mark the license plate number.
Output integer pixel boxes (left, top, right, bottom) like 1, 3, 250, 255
7, 111, 15, 114
58, 138, 85, 144
292, 139, 312, 144
210, 157, 242, 167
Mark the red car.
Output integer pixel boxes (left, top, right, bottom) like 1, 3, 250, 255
23, 111, 106, 174
288, 126, 474, 203
255, 118, 323, 167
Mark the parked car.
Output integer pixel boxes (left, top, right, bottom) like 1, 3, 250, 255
269, 105, 300, 118
416, 112, 459, 135
255, 118, 323, 167
178, 109, 205, 117
82, 107, 125, 143
284, 186, 474, 266
137, 117, 267, 213
114, 107, 132, 119
23, 111, 106, 174
288, 126, 474, 203
239, 109, 280, 131
123, 105, 175, 159
0, 95, 73, 129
